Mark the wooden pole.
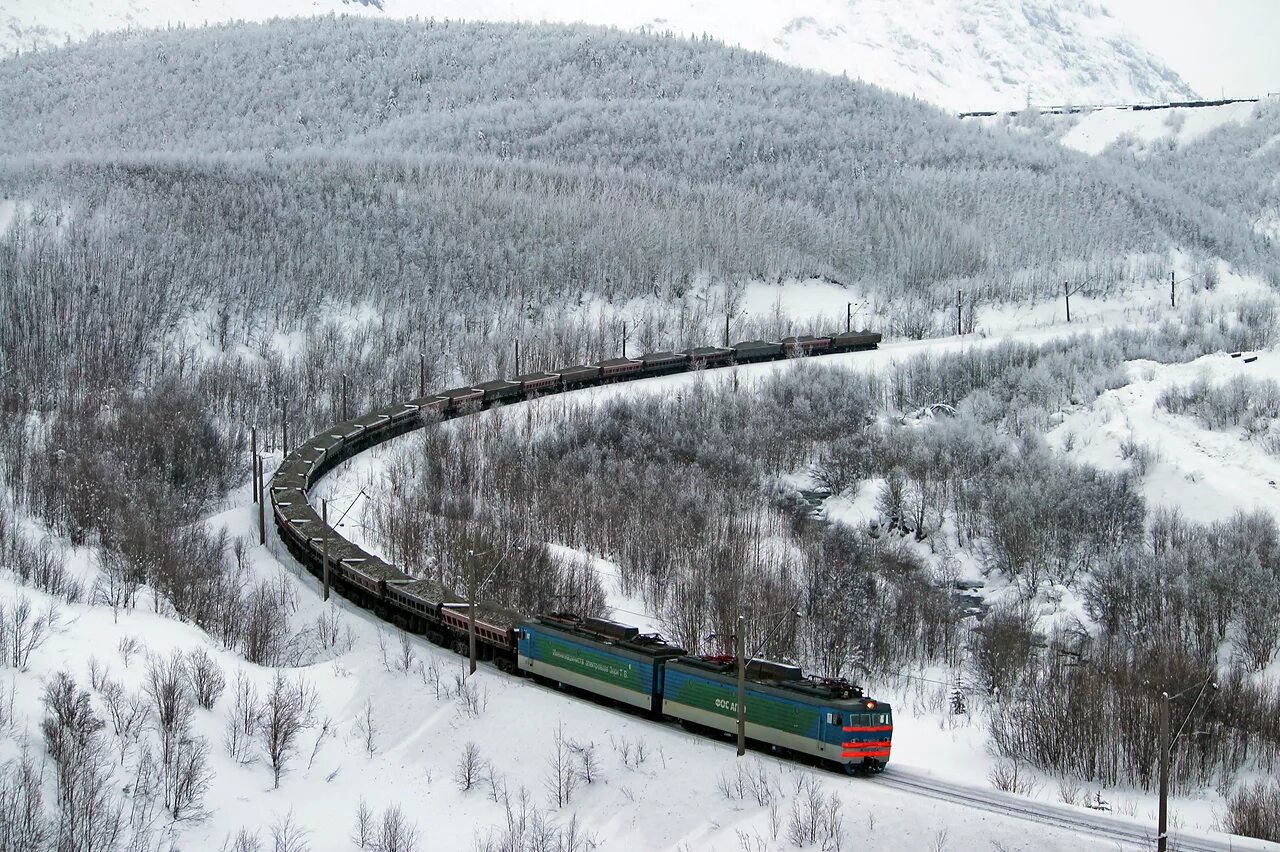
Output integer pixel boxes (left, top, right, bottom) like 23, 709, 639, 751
468, 558, 478, 675
515, 339, 520, 376
1171, 271, 1176, 309
256, 455, 265, 546
419, 353, 425, 397
1064, 282, 1071, 324
250, 426, 258, 504
724, 313, 730, 347
622, 321, 628, 359
321, 499, 330, 602
846, 302, 851, 333
957, 289, 963, 336
1158, 692, 1170, 851
281, 398, 289, 456
736, 615, 746, 757
341, 374, 348, 421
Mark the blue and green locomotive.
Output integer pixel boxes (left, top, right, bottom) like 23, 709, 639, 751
517, 614, 892, 773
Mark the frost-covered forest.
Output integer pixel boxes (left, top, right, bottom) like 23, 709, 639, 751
368, 315, 1280, 799
2, 14, 1280, 850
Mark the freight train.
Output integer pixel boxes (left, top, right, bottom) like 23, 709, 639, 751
270, 330, 892, 774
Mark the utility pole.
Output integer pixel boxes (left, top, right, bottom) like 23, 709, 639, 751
957, 289, 963, 336
1158, 691, 1170, 852
846, 302, 852, 333
1171, 271, 1176, 309
1064, 281, 1071, 324
419, 353, 426, 397
256, 455, 265, 546
736, 614, 746, 757
281, 398, 289, 455
724, 313, 731, 347
621, 321, 628, 359
341, 374, 348, 421
321, 499, 330, 602
515, 339, 520, 376
468, 557, 478, 675
250, 426, 258, 505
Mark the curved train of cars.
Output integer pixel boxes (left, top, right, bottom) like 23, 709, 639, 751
270, 332, 894, 773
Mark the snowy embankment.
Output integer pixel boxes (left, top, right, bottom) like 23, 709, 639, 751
5, 265, 1280, 849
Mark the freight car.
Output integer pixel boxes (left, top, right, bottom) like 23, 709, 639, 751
268, 329, 890, 771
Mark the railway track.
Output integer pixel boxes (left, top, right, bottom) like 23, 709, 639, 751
876, 767, 1278, 851
271, 334, 1278, 851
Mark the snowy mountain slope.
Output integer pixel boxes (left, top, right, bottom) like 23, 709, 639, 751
974, 99, 1266, 156
0, 0, 1196, 111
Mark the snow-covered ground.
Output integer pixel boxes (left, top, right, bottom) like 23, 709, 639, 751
300, 265, 1280, 848
977, 99, 1265, 156
0, 0, 1195, 112
5, 264, 1280, 849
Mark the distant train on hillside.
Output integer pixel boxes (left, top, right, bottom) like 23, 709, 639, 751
270, 330, 893, 773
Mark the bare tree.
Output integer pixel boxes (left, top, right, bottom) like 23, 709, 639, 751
117, 635, 142, 668
351, 798, 374, 849
41, 671, 124, 851
100, 678, 150, 764
0, 747, 48, 851
164, 727, 213, 822
454, 742, 484, 792
260, 674, 316, 787
271, 810, 310, 852
1, 595, 49, 670
225, 671, 261, 763
376, 805, 420, 852
544, 723, 578, 809
569, 739, 600, 785
355, 699, 377, 758
224, 828, 264, 852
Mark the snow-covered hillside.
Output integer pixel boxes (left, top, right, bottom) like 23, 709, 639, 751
975, 99, 1267, 156
0, 0, 1196, 111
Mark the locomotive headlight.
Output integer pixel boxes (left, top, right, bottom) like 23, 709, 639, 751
864, 700, 877, 710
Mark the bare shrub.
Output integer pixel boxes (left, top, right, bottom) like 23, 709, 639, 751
988, 759, 1042, 797
569, 739, 600, 786
1220, 780, 1280, 842
186, 647, 227, 710
224, 829, 264, 852
117, 635, 141, 667
453, 673, 488, 719
785, 776, 843, 850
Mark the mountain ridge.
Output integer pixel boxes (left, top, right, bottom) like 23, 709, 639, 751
1, 0, 1196, 111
